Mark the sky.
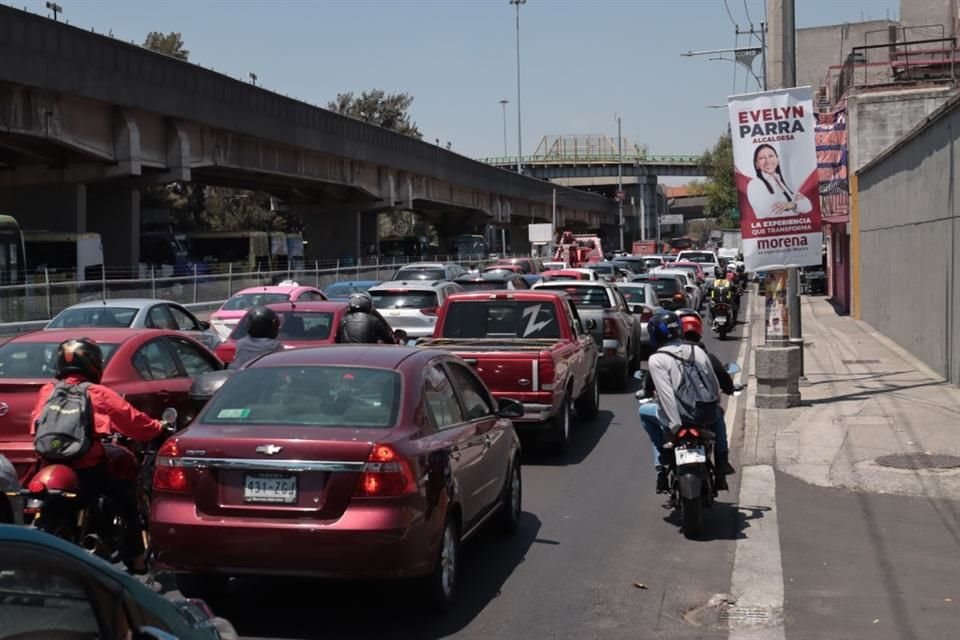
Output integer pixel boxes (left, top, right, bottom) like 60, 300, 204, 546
14, 0, 901, 166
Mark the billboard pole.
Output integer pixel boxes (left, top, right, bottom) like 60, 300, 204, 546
783, 0, 804, 377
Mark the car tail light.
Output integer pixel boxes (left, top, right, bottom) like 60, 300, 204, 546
677, 428, 701, 439
672, 293, 686, 304
539, 352, 556, 391
603, 317, 620, 340
27, 479, 45, 494
354, 444, 417, 497
419, 307, 439, 316
153, 439, 190, 493
640, 306, 653, 322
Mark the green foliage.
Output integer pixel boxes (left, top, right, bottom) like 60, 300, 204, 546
327, 90, 423, 139
700, 132, 739, 227
143, 32, 189, 60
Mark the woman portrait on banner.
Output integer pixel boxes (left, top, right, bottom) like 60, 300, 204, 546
747, 143, 812, 219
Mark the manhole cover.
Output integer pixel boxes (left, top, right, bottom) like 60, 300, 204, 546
875, 453, 960, 470
720, 606, 771, 623
842, 359, 881, 364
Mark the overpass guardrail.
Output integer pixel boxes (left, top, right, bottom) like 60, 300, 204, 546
0, 256, 493, 335
478, 154, 703, 165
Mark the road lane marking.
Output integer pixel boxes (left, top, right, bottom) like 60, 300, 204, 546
729, 465, 786, 639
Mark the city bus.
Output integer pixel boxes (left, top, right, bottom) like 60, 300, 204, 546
380, 235, 431, 261
22, 231, 104, 282
183, 231, 270, 273
452, 234, 488, 260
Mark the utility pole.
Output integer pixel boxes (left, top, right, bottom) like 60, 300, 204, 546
782, 0, 804, 375
616, 114, 624, 252
45, 1, 62, 21
499, 99, 509, 157
510, 0, 526, 174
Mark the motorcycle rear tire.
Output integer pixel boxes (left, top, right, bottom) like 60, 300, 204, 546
681, 497, 704, 539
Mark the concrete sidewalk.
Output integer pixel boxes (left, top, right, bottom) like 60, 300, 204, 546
741, 291, 960, 500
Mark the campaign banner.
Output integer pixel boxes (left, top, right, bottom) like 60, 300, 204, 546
728, 87, 823, 271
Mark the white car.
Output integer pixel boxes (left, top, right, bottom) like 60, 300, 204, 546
615, 282, 662, 349
390, 262, 466, 282
675, 250, 722, 285
368, 279, 463, 338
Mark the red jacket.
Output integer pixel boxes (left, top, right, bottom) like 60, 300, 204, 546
29, 374, 163, 469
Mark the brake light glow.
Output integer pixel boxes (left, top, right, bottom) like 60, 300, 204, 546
538, 352, 555, 391
640, 306, 653, 322
153, 439, 191, 493
677, 428, 701, 439
27, 480, 45, 494
603, 317, 620, 340
354, 444, 417, 497
420, 307, 439, 316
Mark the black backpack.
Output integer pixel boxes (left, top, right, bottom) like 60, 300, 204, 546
34, 381, 95, 462
660, 347, 720, 426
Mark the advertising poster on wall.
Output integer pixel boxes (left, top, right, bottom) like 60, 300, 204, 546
763, 270, 789, 340
727, 87, 824, 272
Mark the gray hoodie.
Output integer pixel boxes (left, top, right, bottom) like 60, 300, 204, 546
230, 336, 283, 369
648, 340, 720, 431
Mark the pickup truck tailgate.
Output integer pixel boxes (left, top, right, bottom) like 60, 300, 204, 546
456, 349, 547, 394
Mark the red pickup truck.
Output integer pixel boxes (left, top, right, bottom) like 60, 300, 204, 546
419, 291, 600, 452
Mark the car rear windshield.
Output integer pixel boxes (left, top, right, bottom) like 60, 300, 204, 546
0, 342, 118, 378
482, 268, 517, 277
47, 307, 138, 328
585, 264, 615, 274
441, 301, 561, 339
324, 283, 372, 299
678, 252, 715, 264
201, 365, 400, 428
536, 285, 611, 308
230, 311, 335, 341
221, 292, 290, 311
619, 287, 653, 305
370, 291, 438, 309
455, 280, 506, 291
637, 278, 681, 295
393, 268, 444, 281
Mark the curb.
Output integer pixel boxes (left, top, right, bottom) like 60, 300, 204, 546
726, 286, 753, 453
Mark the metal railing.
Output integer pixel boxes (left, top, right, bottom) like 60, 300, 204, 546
0, 255, 492, 327
479, 154, 702, 166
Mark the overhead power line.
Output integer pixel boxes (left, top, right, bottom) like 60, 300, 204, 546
722, 0, 739, 28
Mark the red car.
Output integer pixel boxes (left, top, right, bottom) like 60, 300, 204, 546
0, 328, 224, 482
150, 346, 524, 609
541, 269, 590, 281
214, 301, 349, 365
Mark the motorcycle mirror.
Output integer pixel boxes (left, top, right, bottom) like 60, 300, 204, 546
632, 370, 646, 380
725, 362, 742, 375
161, 407, 179, 424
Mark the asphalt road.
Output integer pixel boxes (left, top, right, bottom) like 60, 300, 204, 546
172, 312, 749, 640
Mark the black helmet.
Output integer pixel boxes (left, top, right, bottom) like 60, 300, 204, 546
55, 337, 104, 384
247, 305, 280, 339
348, 292, 372, 313
647, 311, 681, 348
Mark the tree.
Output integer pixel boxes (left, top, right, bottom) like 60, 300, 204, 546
143, 32, 189, 60
699, 132, 739, 228
327, 90, 423, 139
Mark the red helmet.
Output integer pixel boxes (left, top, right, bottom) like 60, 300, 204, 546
679, 313, 703, 341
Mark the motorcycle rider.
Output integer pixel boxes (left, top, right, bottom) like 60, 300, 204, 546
638, 311, 733, 493
230, 305, 284, 369
28, 338, 164, 573
336, 292, 397, 344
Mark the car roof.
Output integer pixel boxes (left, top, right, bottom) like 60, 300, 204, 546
233, 285, 308, 295
369, 280, 449, 291
261, 301, 348, 312
394, 262, 447, 269
248, 344, 431, 369
10, 328, 174, 343
57, 299, 170, 310
325, 280, 379, 287
534, 280, 610, 288
446, 290, 563, 302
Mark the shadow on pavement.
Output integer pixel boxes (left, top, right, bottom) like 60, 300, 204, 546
804, 379, 948, 406
661, 499, 771, 542
804, 370, 916, 386
209, 512, 543, 639
521, 409, 613, 467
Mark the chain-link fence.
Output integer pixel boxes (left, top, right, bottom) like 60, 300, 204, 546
0, 255, 493, 324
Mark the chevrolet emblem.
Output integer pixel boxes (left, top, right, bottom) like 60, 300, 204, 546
255, 444, 283, 455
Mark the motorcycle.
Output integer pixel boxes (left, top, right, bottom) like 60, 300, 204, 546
6, 407, 178, 564
634, 364, 744, 539
710, 302, 733, 339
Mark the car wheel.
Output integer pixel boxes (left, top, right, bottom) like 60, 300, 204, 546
574, 373, 600, 420
496, 461, 522, 534
424, 516, 460, 610
551, 394, 573, 453
176, 573, 229, 601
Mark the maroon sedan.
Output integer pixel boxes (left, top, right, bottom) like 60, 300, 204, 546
150, 346, 524, 608
0, 328, 224, 481
213, 301, 348, 365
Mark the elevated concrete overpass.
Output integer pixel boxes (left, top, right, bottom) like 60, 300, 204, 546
0, 7, 617, 265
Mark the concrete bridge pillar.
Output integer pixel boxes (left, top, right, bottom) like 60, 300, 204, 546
87, 186, 140, 268
0, 184, 87, 232
637, 175, 659, 243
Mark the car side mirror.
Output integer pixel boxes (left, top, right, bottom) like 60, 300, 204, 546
585, 318, 597, 331
199, 320, 211, 331
725, 362, 742, 375
497, 397, 524, 419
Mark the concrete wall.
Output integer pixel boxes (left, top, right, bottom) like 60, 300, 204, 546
900, 0, 956, 36
795, 20, 897, 93
847, 87, 955, 173
857, 94, 960, 384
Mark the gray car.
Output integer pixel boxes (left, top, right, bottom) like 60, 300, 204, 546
45, 298, 222, 351
532, 280, 642, 388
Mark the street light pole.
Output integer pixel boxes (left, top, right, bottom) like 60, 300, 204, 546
510, 0, 526, 175
782, 0, 803, 375
616, 114, 624, 252
499, 99, 509, 158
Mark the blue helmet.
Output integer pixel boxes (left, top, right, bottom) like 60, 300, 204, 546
647, 311, 681, 348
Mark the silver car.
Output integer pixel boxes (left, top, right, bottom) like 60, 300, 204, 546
615, 283, 663, 350
368, 280, 463, 338
45, 298, 222, 351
